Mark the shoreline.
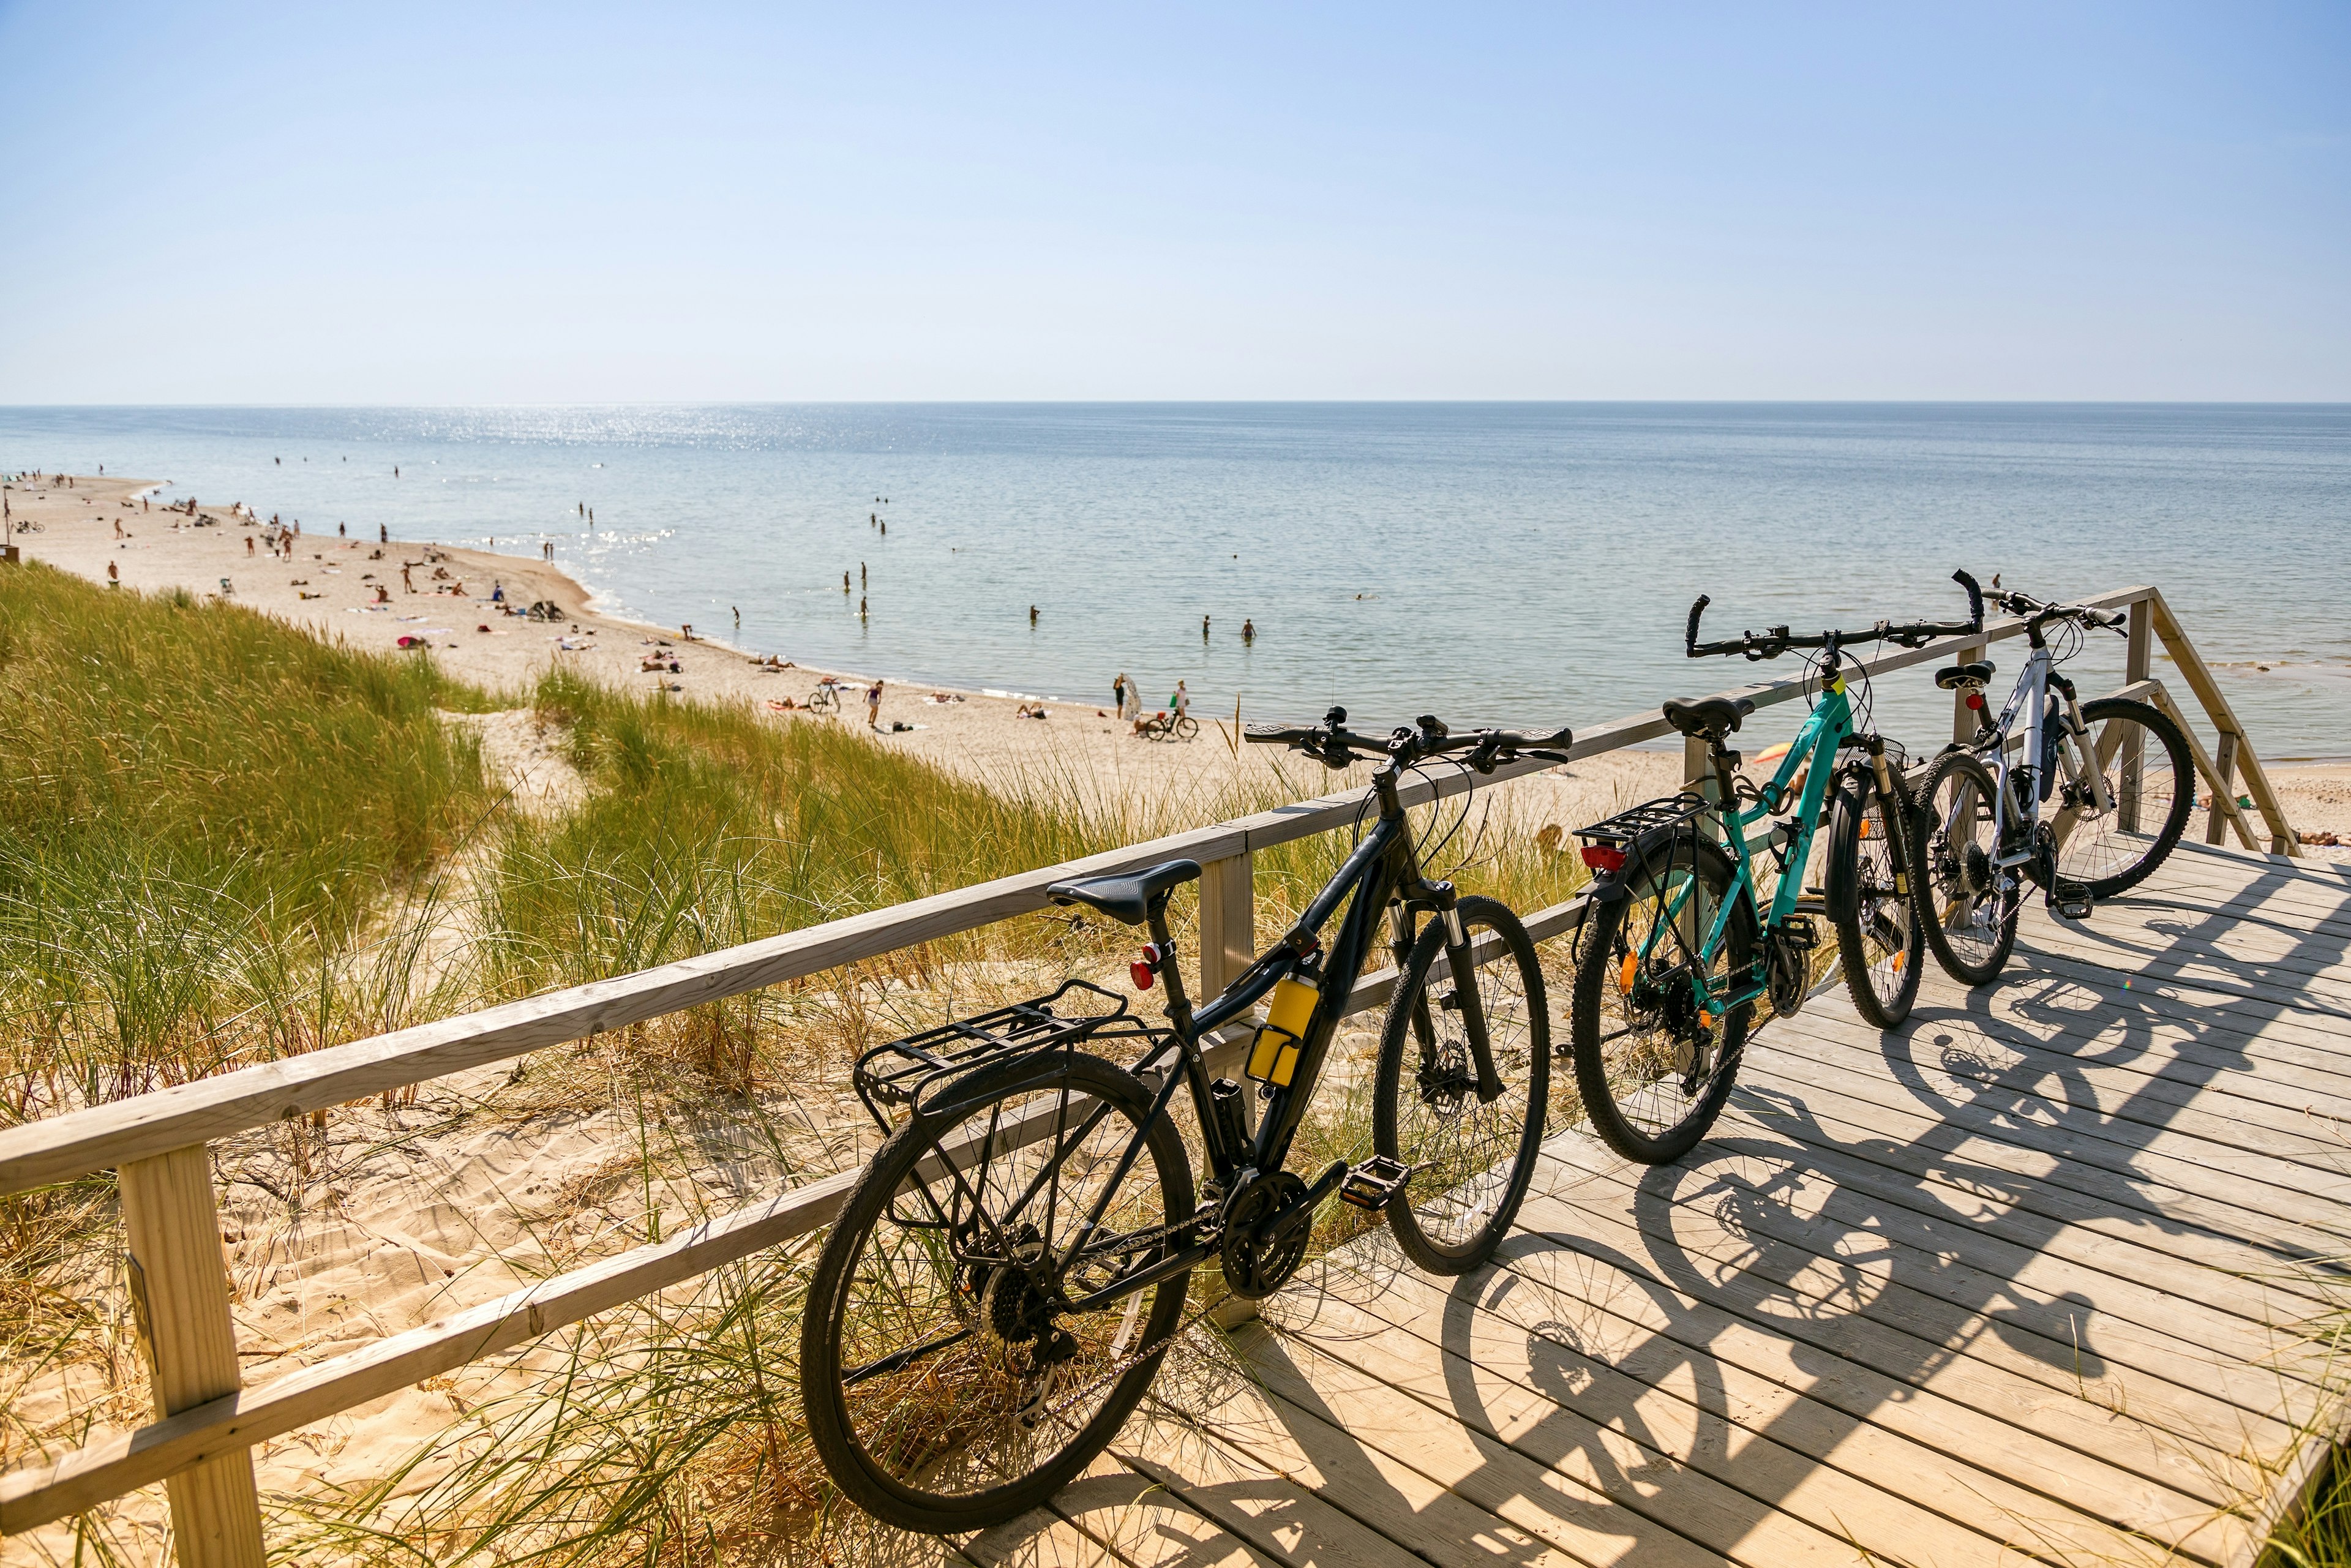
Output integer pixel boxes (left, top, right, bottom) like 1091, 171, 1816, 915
9, 471, 2347, 854
1, 472, 1686, 825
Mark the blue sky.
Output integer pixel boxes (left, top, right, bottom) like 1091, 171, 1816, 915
2, 2, 2345, 402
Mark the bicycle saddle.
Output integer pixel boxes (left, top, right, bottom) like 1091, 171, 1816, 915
1934, 660, 1996, 689
1660, 696, 1755, 740
1046, 858, 1201, 925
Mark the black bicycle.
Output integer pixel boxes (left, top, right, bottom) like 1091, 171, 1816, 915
801, 707, 1569, 1532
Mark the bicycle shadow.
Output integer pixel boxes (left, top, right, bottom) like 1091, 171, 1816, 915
1104, 846, 2351, 1566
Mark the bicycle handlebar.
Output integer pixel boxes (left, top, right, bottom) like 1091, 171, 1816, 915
1684, 569, 1985, 662
1989, 586, 2128, 634
1245, 708, 1572, 771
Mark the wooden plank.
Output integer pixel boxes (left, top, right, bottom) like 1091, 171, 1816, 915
1045, 1456, 1280, 1568
1274, 1242, 2235, 1563
2207, 731, 2241, 848
1725, 1033, 2351, 1285
1203, 1325, 1736, 1568
2149, 587, 2298, 854
2142, 678, 2263, 852
118, 1147, 265, 1568
1269, 1269, 2181, 1568
1528, 1146, 2328, 1433
1196, 852, 1254, 1000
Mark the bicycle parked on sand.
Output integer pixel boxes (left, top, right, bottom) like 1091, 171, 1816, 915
1565, 573, 1986, 1165
1911, 585, 2193, 985
801, 707, 1569, 1532
806, 678, 848, 715
1134, 708, 1199, 741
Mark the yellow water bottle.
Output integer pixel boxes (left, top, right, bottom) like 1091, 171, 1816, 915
1247, 971, 1321, 1087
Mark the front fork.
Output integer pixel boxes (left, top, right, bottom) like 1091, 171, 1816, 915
1392, 888, 1504, 1104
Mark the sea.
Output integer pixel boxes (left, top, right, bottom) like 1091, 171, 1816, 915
5, 403, 2348, 759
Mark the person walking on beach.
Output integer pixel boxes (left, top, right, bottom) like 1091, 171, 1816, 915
1171, 680, 1190, 720
1113, 672, 1128, 713
866, 680, 885, 729
402, 563, 414, 593
380, 523, 388, 544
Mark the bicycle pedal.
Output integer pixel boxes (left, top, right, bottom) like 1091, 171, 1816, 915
1339, 1155, 1413, 1212
2049, 879, 2095, 922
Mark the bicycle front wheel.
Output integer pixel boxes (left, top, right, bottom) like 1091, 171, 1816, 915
1911, 749, 2022, 985
2050, 697, 2194, 897
800, 1052, 1194, 1534
1174, 715, 1199, 740
1828, 767, 1922, 1028
1373, 895, 1550, 1274
1570, 831, 1753, 1165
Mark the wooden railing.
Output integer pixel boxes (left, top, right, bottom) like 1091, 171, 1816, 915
0, 583, 2299, 1563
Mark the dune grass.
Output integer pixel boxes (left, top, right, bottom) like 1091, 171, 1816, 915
1, 563, 1605, 1566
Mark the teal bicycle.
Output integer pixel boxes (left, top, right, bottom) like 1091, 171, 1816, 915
1566, 572, 1985, 1163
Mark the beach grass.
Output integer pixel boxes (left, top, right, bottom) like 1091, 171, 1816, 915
0, 563, 1613, 1565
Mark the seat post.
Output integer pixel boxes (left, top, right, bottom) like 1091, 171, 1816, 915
1147, 899, 1194, 1034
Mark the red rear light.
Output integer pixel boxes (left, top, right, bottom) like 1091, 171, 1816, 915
1966, 692, 1985, 711
1130, 961, 1155, 991
1581, 844, 1628, 874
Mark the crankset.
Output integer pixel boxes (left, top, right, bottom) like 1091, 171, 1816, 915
1218, 1169, 1311, 1300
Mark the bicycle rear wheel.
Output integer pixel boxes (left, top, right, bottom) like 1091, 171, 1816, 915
1828, 767, 1922, 1027
801, 1052, 1194, 1534
1570, 831, 1753, 1165
1373, 896, 1550, 1274
1912, 750, 2022, 985
2050, 697, 2193, 897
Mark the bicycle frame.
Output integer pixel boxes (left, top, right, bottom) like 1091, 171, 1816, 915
1643, 681, 1854, 1013
924, 762, 1498, 1312
1963, 636, 2117, 867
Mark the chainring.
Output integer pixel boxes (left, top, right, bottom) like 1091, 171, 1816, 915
1218, 1170, 1310, 1300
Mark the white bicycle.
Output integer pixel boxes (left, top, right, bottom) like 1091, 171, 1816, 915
1911, 577, 2194, 984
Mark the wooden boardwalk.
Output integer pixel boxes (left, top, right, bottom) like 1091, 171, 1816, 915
956, 838, 2351, 1568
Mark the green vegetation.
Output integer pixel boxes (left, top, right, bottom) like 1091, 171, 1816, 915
0, 563, 1595, 1566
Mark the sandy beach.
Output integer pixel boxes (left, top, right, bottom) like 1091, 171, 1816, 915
1, 471, 1690, 832
12, 470, 2349, 852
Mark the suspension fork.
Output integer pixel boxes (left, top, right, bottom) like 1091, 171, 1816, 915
1861, 734, 1913, 899
1383, 769, 1502, 1103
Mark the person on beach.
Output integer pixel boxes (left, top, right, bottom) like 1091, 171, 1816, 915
339, 522, 347, 538
1242, 618, 1256, 644
113, 516, 122, 539
1029, 604, 1039, 626
402, 563, 414, 592
866, 680, 885, 729
859, 596, 868, 621
1172, 680, 1190, 719
246, 536, 254, 555
380, 523, 388, 544
843, 571, 851, 593
107, 562, 118, 588
1201, 614, 1210, 641
1113, 672, 1128, 713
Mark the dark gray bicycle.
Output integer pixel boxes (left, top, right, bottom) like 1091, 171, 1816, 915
801, 707, 1567, 1532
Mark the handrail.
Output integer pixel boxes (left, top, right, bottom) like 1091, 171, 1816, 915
0, 579, 2301, 1561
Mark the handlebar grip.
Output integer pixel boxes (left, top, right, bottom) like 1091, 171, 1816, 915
1494, 725, 1573, 749
1685, 595, 1711, 656
1952, 569, 1984, 634
1243, 723, 1309, 745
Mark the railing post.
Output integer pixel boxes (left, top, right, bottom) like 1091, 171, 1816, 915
119, 1146, 265, 1568
2117, 596, 2153, 836
2205, 731, 2240, 847
1197, 851, 1254, 1002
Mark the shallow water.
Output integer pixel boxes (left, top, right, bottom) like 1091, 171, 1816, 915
6, 403, 2347, 756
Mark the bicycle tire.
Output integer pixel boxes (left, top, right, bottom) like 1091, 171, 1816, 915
1373, 895, 1550, 1274
801, 1051, 1194, 1534
2050, 697, 2194, 898
1174, 715, 1199, 740
1911, 749, 2021, 986
1570, 830, 1753, 1165
1828, 767, 1922, 1028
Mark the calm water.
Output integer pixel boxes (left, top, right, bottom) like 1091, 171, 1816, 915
6, 403, 2349, 757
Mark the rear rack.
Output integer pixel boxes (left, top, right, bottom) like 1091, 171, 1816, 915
1573, 792, 1713, 852
852, 978, 1166, 1127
